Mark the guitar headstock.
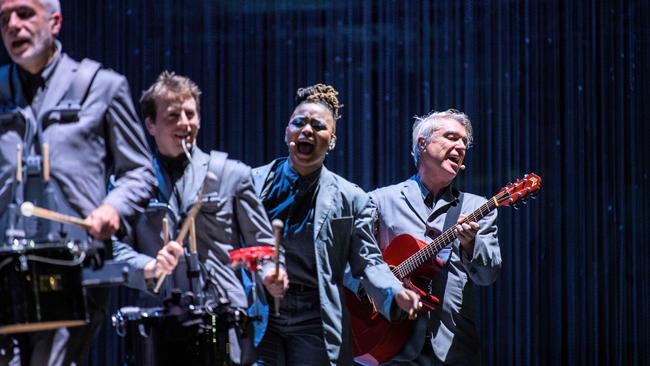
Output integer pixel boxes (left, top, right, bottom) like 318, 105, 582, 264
495, 173, 541, 208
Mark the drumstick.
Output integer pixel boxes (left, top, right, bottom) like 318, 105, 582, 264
162, 217, 169, 244
42, 143, 49, 182
16, 144, 22, 182
189, 217, 197, 253
271, 219, 283, 316
20, 201, 92, 230
153, 172, 216, 293
272, 220, 283, 280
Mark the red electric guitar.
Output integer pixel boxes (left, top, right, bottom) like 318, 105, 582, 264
346, 173, 542, 366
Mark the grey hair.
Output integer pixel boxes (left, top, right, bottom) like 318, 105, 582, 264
411, 109, 473, 167
41, 0, 61, 14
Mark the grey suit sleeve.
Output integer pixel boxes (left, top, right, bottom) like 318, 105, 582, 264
348, 193, 405, 319
112, 236, 154, 292
102, 75, 155, 219
458, 201, 501, 286
231, 162, 284, 278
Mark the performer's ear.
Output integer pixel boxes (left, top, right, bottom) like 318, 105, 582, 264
328, 135, 337, 150
144, 117, 155, 135
50, 12, 62, 37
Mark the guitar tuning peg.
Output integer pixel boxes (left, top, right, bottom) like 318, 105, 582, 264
521, 199, 528, 205
512, 203, 520, 210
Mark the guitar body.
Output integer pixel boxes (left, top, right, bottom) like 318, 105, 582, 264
346, 234, 441, 366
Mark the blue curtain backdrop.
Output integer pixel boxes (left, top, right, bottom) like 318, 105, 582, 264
1, 0, 647, 365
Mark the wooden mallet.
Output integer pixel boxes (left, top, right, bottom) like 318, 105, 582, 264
20, 201, 92, 230
271, 219, 284, 316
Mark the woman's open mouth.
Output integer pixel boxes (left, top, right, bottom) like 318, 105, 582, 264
296, 141, 314, 155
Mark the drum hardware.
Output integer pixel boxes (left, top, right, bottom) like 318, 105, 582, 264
229, 245, 276, 323
4, 204, 24, 243
0, 240, 86, 270
112, 290, 234, 366
81, 260, 130, 288
153, 172, 218, 293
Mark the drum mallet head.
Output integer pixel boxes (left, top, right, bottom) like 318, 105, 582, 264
20, 202, 34, 217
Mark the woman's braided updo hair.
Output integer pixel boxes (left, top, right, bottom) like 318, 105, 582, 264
295, 83, 343, 120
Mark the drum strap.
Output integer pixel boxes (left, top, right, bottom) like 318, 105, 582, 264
63, 58, 101, 105
207, 150, 228, 193
0, 64, 12, 105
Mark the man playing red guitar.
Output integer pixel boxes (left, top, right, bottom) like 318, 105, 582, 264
369, 109, 501, 365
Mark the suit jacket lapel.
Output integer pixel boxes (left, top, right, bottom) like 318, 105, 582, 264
313, 166, 337, 242
36, 54, 76, 123
401, 177, 428, 225
252, 160, 276, 196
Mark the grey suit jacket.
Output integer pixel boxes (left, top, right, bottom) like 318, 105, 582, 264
114, 147, 277, 309
370, 177, 501, 365
253, 159, 406, 366
0, 52, 155, 229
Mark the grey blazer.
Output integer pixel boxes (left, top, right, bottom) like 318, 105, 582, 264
370, 177, 501, 365
253, 159, 405, 366
0, 53, 155, 225
114, 147, 277, 309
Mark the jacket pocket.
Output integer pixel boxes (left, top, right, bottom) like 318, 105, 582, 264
199, 195, 233, 241
328, 216, 353, 280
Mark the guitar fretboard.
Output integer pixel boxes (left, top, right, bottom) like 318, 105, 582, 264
391, 197, 498, 279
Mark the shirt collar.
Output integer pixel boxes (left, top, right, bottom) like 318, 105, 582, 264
282, 158, 321, 189
40, 40, 62, 83
414, 174, 458, 207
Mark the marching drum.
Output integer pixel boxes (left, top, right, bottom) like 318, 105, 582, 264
0, 243, 88, 334
113, 303, 233, 366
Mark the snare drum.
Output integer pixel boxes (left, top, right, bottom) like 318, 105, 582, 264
113, 305, 229, 366
0, 243, 88, 334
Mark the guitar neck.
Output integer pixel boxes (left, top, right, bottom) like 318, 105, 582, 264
393, 196, 498, 279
